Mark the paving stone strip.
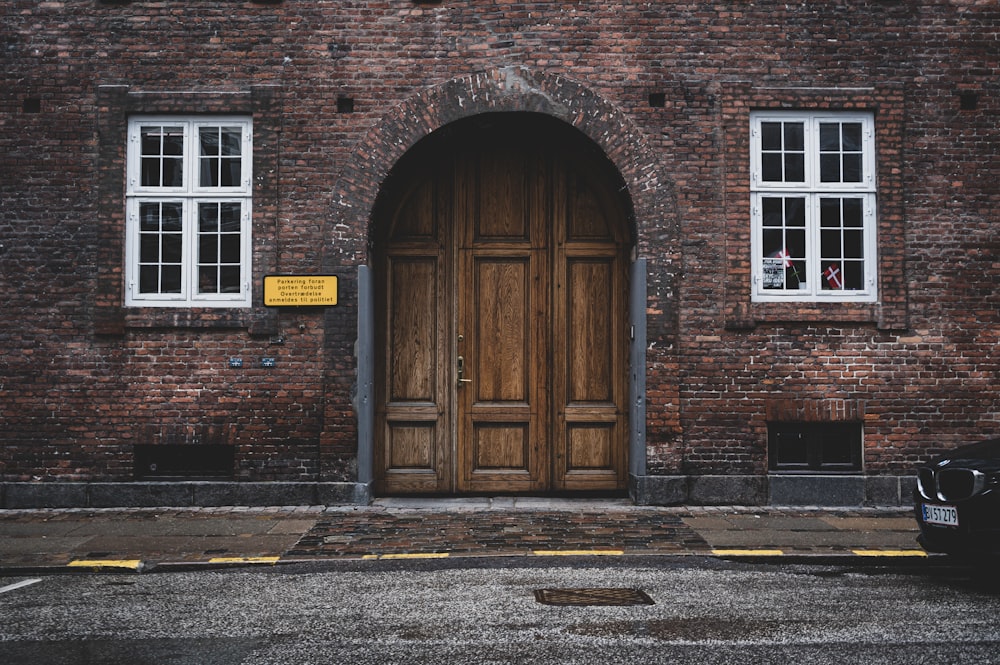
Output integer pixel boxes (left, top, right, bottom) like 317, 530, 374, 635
287, 511, 712, 559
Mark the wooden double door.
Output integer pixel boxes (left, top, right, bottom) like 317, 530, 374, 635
375, 120, 629, 495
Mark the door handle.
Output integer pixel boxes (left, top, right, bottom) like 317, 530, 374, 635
457, 355, 472, 386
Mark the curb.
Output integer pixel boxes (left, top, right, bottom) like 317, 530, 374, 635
0, 548, 942, 576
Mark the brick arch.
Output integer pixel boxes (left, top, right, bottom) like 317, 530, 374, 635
331, 66, 675, 256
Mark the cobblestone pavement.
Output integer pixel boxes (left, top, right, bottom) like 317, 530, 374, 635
286, 510, 711, 559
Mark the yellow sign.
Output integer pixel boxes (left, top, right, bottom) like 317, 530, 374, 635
264, 275, 338, 306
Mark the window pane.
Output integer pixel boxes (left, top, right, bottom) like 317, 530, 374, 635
820, 198, 840, 227
199, 234, 219, 263
220, 127, 242, 156
161, 265, 182, 293
821, 229, 841, 259
199, 127, 219, 156
219, 266, 241, 292
784, 123, 804, 151
219, 203, 242, 231
820, 433, 854, 465
775, 431, 808, 466
162, 131, 184, 156
139, 265, 159, 293
819, 154, 841, 182
784, 153, 805, 182
162, 202, 182, 230
843, 261, 864, 289
199, 266, 218, 294
163, 158, 183, 187
844, 230, 864, 259
762, 197, 784, 226
761, 154, 783, 182
841, 123, 862, 152
201, 158, 219, 187
762, 229, 784, 257
139, 203, 160, 231
819, 123, 840, 152
221, 158, 241, 187
842, 154, 862, 182
822, 262, 844, 290
199, 203, 219, 232
161, 233, 182, 263
786, 229, 806, 259
761, 122, 782, 151
843, 199, 863, 226
139, 234, 159, 264
785, 197, 805, 226
140, 159, 161, 188
219, 235, 241, 263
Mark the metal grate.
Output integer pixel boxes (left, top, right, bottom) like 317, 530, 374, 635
534, 588, 654, 606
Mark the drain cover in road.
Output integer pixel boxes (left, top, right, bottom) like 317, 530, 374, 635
534, 588, 654, 606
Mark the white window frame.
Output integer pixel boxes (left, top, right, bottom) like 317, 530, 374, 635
125, 116, 253, 307
750, 111, 877, 303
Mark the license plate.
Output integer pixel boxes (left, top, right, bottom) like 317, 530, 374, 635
922, 503, 959, 527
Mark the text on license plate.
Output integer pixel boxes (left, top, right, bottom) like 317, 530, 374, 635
922, 504, 959, 527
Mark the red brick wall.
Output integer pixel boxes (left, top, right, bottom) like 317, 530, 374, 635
1, 0, 997, 483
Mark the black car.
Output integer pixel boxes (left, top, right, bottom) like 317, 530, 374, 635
915, 437, 1000, 557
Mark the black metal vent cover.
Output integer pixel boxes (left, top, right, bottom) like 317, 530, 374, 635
534, 588, 654, 606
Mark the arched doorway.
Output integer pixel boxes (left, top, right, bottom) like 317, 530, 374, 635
372, 113, 632, 495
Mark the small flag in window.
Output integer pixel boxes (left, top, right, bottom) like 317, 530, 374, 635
774, 249, 794, 268
824, 264, 843, 289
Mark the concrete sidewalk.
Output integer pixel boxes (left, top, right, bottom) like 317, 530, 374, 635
0, 499, 925, 573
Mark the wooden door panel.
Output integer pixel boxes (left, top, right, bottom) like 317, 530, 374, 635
567, 424, 614, 469
388, 257, 438, 401
388, 423, 435, 468
472, 423, 529, 470
475, 149, 529, 241
473, 258, 529, 403
567, 258, 615, 402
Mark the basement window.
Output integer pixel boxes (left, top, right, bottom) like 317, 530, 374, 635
134, 444, 235, 480
768, 422, 862, 472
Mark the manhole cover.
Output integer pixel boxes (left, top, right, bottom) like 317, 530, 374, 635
534, 588, 654, 606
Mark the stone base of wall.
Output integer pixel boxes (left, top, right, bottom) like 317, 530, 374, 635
0, 482, 372, 509
1, 475, 914, 508
630, 474, 916, 507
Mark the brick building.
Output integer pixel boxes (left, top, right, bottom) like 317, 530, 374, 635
1, 0, 997, 507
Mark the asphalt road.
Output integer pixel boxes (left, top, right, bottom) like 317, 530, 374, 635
1, 557, 997, 664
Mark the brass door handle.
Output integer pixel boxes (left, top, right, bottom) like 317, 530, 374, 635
457, 355, 472, 386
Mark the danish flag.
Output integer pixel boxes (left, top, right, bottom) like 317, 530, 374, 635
824, 264, 843, 289
773, 249, 794, 268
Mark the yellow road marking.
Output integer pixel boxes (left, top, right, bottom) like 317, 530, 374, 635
207, 556, 281, 565
852, 549, 927, 557
68, 559, 142, 570
370, 552, 451, 560
712, 549, 785, 557
533, 550, 625, 557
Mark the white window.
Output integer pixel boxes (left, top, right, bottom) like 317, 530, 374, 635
125, 117, 252, 307
750, 111, 877, 302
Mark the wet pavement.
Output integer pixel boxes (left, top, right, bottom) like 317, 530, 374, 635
0, 498, 925, 572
